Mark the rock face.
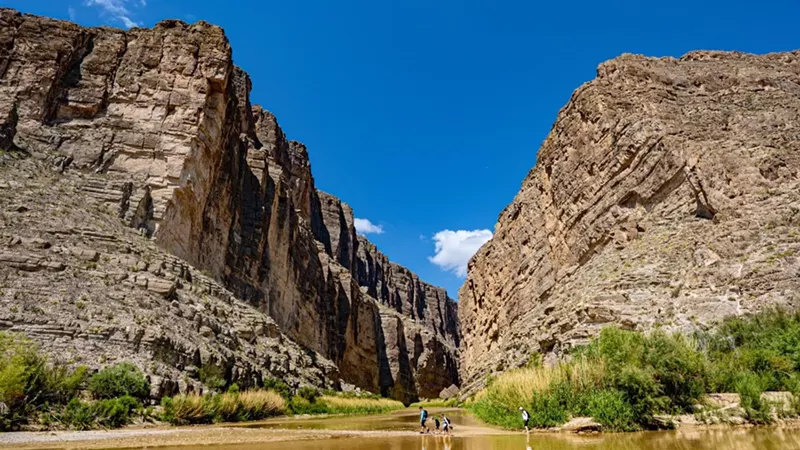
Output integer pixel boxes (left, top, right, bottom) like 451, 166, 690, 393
459, 51, 800, 394
0, 9, 458, 402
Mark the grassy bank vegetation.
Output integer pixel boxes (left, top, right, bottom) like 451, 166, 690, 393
159, 383, 405, 425
469, 310, 800, 431
0, 332, 150, 431
160, 389, 286, 424
0, 331, 403, 431
410, 398, 460, 408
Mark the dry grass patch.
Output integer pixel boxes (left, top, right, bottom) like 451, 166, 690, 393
320, 395, 404, 415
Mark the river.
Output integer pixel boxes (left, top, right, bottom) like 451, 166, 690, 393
2, 408, 800, 449
186, 408, 800, 450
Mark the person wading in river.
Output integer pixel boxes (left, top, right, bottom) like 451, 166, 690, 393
519, 407, 530, 433
419, 406, 429, 433
441, 414, 452, 435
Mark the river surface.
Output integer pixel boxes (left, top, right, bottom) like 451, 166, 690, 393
4, 408, 800, 450
181, 409, 800, 450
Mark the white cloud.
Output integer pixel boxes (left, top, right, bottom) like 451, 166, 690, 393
354, 218, 384, 235
84, 0, 142, 28
68, 7, 77, 21
119, 15, 138, 28
429, 229, 492, 277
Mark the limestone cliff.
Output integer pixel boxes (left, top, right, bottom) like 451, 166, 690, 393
459, 51, 800, 394
0, 9, 458, 402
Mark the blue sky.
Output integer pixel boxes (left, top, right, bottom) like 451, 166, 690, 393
8, 0, 800, 298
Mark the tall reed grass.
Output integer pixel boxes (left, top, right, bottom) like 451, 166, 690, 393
160, 389, 286, 424
470, 311, 800, 432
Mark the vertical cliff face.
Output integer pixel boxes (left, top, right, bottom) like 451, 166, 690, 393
459, 51, 800, 394
312, 190, 460, 400
356, 236, 460, 347
0, 9, 458, 401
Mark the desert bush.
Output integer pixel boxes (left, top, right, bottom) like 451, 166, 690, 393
472, 326, 716, 430
60, 398, 95, 430
0, 332, 89, 430
199, 365, 226, 391
92, 395, 140, 428
735, 373, 772, 424
263, 377, 291, 399
297, 386, 320, 403
289, 396, 329, 415
89, 363, 150, 400
585, 389, 637, 431
59, 395, 139, 429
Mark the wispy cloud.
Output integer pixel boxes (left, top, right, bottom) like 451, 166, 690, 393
354, 218, 384, 235
84, 0, 143, 29
429, 229, 492, 277
68, 7, 77, 21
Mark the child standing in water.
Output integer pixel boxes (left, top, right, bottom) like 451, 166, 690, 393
441, 414, 452, 435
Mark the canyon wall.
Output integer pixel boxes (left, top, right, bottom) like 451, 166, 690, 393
0, 9, 458, 402
459, 51, 800, 394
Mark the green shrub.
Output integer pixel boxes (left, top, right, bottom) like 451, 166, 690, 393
297, 386, 320, 403
469, 318, 795, 431
316, 395, 404, 415
89, 363, 150, 400
526, 389, 568, 428
61, 398, 95, 430
586, 390, 637, 431
409, 398, 459, 408
0, 332, 89, 430
92, 395, 139, 428
735, 373, 772, 424
59, 396, 140, 430
199, 365, 226, 391
289, 396, 330, 415
263, 377, 291, 399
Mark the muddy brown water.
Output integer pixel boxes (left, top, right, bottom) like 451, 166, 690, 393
170, 409, 800, 450
5, 408, 800, 450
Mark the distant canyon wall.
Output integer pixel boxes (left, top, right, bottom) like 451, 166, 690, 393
0, 9, 458, 402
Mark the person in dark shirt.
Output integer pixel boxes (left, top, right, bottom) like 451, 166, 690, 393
419, 406, 429, 433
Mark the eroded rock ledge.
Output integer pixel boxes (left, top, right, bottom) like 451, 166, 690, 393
459, 50, 800, 394
0, 8, 458, 403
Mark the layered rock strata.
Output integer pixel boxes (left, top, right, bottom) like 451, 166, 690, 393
460, 51, 800, 394
0, 9, 458, 402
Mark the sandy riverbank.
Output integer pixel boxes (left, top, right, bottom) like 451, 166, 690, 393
0, 408, 509, 449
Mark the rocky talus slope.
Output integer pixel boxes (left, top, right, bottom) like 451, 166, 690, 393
0, 9, 457, 403
459, 51, 800, 394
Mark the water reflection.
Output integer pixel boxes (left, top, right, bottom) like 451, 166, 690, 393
159, 428, 800, 450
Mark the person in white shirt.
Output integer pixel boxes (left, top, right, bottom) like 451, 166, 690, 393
519, 407, 530, 433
